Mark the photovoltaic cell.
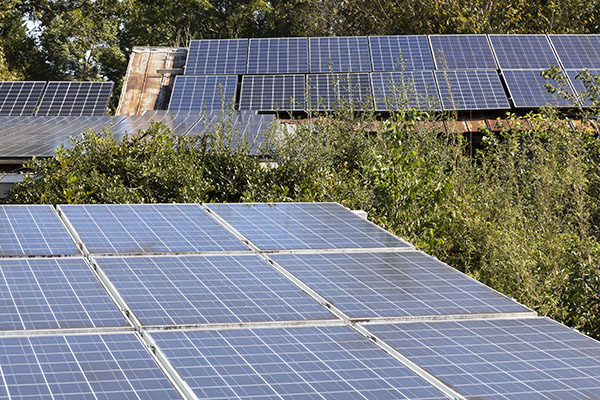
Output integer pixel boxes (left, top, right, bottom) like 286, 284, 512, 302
503, 69, 575, 108
206, 202, 411, 250
307, 73, 373, 110
434, 70, 510, 110
150, 326, 447, 399
247, 38, 309, 74
429, 35, 497, 69
371, 71, 441, 111
59, 204, 248, 254
0, 81, 46, 116
239, 75, 306, 111
36, 81, 113, 116
0, 333, 182, 400
566, 69, 600, 106
549, 34, 600, 69
489, 34, 560, 69
95, 254, 334, 326
366, 318, 600, 399
185, 39, 248, 74
309, 36, 372, 73
369, 35, 435, 71
0, 205, 78, 256
168, 75, 237, 111
0, 257, 126, 330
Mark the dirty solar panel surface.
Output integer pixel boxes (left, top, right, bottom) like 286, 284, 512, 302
185, 39, 248, 74
0, 81, 46, 116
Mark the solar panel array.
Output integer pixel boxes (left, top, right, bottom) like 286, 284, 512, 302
185, 39, 248, 74
36, 81, 113, 116
0, 81, 45, 116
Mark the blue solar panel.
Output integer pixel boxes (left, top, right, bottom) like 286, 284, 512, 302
59, 204, 248, 254
307, 73, 373, 110
0, 81, 46, 116
206, 202, 411, 250
489, 34, 560, 69
503, 69, 575, 108
369, 35, 435, 71
36, 81, 113, 116
367, 318, 600, 399
247, 38, 309, 74
168, 75, 237, 112
239, 75, 306, 111
95, 254, 334, 326
0, 205, 78, 256
566, 69, 600, 106
434, 70, 510, 110
309, 36, 372, 73
0, 257, 126, 330
185, 39, 248, 74
151, 326, 447, 399
549, 34, 600, 69
429, 35, 497, 69
0, 333, 182, 399
371, 71, 441, 111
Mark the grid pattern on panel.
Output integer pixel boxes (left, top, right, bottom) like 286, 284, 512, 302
0, 333, 182, 400
271, 252, 531, 319
36, 81, 113, 116
503, 69, 574, 108
434, 70, 510, 110
549, 34, 600, 69
367, 318, 600, 399
185, 39, 248, 74
371, 71, 441, 111
0, 205, 78, 256
566, 69, 600, 106
0, 258, 126, 330
150, 326, 446, 400
489, 35, 560, 69
239, 75, 306, 111
309, 36, 372, 73
168, 75, 237, 112
307, 73, 373, 110
429, 35, 497, 69
247, 38, 309, 74
59, 204, 248, 254
95, 255, 333, 326
369, 36, 435, 71
0, 81, 46, 116
206, 202, 410, 250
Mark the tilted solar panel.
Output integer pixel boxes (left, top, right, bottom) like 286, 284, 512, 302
168, 75, 237, 112
0, 81, 46, 116
309, 36, 372, 73
566, 69, 600, 106
434, 70, 510, 110
247, 37, 309, 74
307, 73, 373, 110
369, 35, 435, 71
489, 34, 560, 69
549, 34, 600, 69
185, 39, 248, 74
429, 35, 497, 69
239, 74, 306, 111
371, 71, 441, 111
502, 69, 575, 108
36, 81, 113, 116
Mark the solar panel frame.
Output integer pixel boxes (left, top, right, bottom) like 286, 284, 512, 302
549, 34, 600, 69
0, 81, 46, 116
168, 75, 238, 112
309, 36, 372, 73
371, 71, 441, 111
429, 34, 497, 69
185, 39, 248, 74
36, 81, 113, 116
307, 73, 373, 110
502, 69, 575, 108
239, 74, 306, 111
247, 37, 309, 74
434, 70, 510, 110
369, 35, 435, 71
489, 34, 561, 69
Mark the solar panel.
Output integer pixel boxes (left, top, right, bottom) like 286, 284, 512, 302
95, 254, 334, 326
150, 326, 447, 399
205, 202, 411, 250
429, 35, 497, 69
36, 81, 113, 116
239, 75, 306, 111
366, 318, 600, 399
502, 69, 575, 108
0, 333, 182, 399
0, 257, 127, 330
369, 35, 435, 71
185, 39, 248, 74
0, 81, 46, 116
247, 38, 309, 74
549, 34, 600, 69
309, 36, 372, 73
371, 71, 441, 111
489, 34, 560, 69
58, 204, 248, 254
434, 70, 510, 110
168, 75, 237, 112
307, 73, 373, 110
565, 69, 600, 107
0, 205, 78, 256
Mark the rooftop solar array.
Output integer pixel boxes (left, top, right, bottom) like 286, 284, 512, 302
369, 35, 435, 71
371, 71, 441, 110
549, 34, 600, 69
239, 74, 306, 111
307, 73, 373, 110
429, 35, 497, 69
489, 34, 560, 69
168, 75, 237, 112
503, 69, 575, 108
309, 36, 372, 73
247, 38, 309, 74
185, 39, 248, 74
36, 81, 113, 116
0, 81, 45, 116
435, 70, 510, 110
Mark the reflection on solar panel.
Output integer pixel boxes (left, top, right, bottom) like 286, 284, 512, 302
272, 251, 531, 319
0, 81, 45, 116
0, 257, 126, 330
247, 38, 309, 74
503, 69, 574, 108
367, 318, 600, 399
0, 333, 182, 399
0, 205, 78, 256
566, 69, 600, 106
168, 75, 237, 112
307, 73, 373, 110
490, 34, 560, 69
151, 326, 447, 400
239, 75, 305, 110
206, 202, 411, 250
549, 34, 600, 69
371, 71, 441, 111
369, 35, 435, 71
309, 36, 372, 73
434, 70, 510, 110
59, 204, 247, 254
430, 35, 497, 69
95, 254, 333, 326
185, 39, 248, 74
36, 81, 113, 116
